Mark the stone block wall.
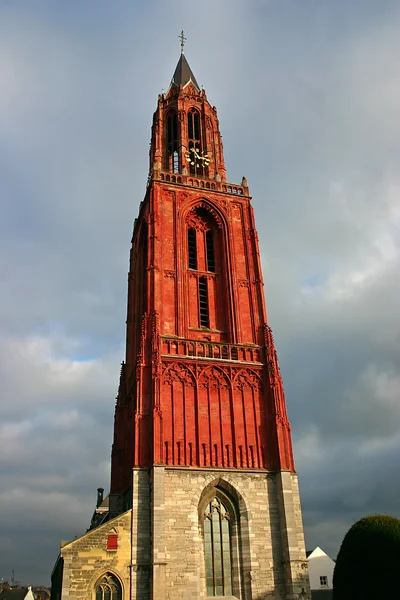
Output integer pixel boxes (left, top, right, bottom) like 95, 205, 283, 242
154, 467, 310, 600
58, 510, 132, 600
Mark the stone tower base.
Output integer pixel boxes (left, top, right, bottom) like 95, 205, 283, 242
133, 467, 310, 600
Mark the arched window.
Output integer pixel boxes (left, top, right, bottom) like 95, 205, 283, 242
188, 109, 200, 141
203, 497, 233, 596
186, 205, 226, 332
166, 111, 178, 173
95, 573, 122, 600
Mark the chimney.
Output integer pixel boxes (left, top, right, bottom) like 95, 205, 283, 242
96, 487, 104, 508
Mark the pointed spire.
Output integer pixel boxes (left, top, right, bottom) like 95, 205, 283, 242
170, 31, 200, 92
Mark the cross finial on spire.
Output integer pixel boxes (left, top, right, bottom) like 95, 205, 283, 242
179, 29, 187, 54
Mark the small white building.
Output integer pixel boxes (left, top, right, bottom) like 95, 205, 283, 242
307, 546, 335, 590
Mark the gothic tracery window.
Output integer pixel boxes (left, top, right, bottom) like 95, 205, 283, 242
186, 205, 224, 332
203, 497, 233, 597
95, 573, 122, 600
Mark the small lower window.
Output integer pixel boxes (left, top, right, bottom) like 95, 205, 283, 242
320, 575, 328, 587
107, 534, 118, 551
95, 574, 121, 600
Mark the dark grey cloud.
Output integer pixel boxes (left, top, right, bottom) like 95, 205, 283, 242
0, 0, 399, 586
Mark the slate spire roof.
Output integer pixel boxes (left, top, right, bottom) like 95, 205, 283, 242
171, 53, 200, 92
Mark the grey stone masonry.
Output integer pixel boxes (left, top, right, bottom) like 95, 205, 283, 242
146, 467, 311, 600
131, 469, 151, 600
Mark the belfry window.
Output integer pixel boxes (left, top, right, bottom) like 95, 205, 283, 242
95, 574, 122, 600
188, 109, 200, 141
199, 276, 209, 328
187, 109, 204, 176
167, 111, 178, 173
188, 228, 197, 269
204, 497, 233, 597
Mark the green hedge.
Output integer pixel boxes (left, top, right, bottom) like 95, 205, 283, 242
333, 514, 400, 600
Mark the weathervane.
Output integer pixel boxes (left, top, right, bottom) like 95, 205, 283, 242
179, 29, 187, 54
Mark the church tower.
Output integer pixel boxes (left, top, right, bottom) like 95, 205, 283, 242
52, 38, 310, 600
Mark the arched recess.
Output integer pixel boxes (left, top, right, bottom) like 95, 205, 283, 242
93, 571, 123, 600
161, 362, 196, 466
197, 478, 252, 599
197, 366, 233, 468
180, 198, 235, 342
232, 368, 266, 469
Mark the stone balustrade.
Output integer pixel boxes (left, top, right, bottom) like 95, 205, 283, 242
160, 336, 262, 364
153, 170, 248, 197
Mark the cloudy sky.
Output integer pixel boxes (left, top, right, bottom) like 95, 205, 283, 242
1, 0, 399, 586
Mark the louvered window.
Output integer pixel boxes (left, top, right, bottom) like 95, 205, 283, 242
188, 228, 197, 269
199, 277, 209, 328
206, 229, 215, 272
188, 110, 200, 141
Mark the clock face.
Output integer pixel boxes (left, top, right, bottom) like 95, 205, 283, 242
185, 147, 210, 168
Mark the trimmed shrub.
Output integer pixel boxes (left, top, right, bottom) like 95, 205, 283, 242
333, 514, 400, 600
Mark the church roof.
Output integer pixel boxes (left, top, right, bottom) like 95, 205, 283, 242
0, 589, 30, 600
171, 53, 200, 92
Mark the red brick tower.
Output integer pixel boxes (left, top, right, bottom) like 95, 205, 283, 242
109, 42, 310, 600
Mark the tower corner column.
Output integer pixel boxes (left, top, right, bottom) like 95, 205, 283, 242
151, 465, 166, 600
276, 471, 311, 600
131, 468, 151, 600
